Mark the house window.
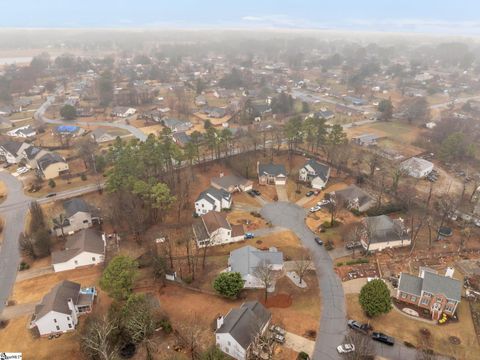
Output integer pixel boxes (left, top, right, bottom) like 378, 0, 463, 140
92, 257, 96, 261
421, 297, 429, 305
225, 347, 229, 354
411, 296, 417, 302
401, 292, 407, 299
228, 341, 231, 346
74, 260, 78, 265
68, 323, 72, 329
67, 316, 70, 321
445, 303, 455, 312
56, 326, 60, 331
54, 318, 57, 323
83, 220, 89, 224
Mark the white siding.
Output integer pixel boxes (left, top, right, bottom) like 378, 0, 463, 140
53, 251, 104, 272
55, 211, 92, 236
216, 333, 246, 360
34, 310, 76, 336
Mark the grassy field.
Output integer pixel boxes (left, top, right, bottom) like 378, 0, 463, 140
346, 294, 480, 360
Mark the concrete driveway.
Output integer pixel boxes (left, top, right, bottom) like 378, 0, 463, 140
275, 185, 289, 201
261, 202, 346, 360
0, 302, 36, 320
284, 331, 315, 356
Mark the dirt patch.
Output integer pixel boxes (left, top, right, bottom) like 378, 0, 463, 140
262, 293, 293, 308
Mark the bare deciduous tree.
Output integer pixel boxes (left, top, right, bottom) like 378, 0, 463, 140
343, 331, 375, 360
293, 250, 312, 285
254, 260, 274, 302
82, 315, 119, 360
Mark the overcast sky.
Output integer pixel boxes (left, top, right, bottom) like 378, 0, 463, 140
1, 0, 480, 35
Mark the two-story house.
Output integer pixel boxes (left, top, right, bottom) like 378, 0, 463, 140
360, 215, 410, 252
257, 162, 287, 186
397, 268, 462, 320
192, 211, 244, 247
29, 280, 96, 336
53, 198, 98, 236
211, 174, 253, 193
195, 187, 232, 216
37, 152, 69, 179
298, 159, 330, 190
0, 141, 31, 164
216, 301, 271, 360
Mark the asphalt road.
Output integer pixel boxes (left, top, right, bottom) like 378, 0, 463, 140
260, 202, 436, 360
0, 171, 31, 314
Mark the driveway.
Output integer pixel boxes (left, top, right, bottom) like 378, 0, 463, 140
261, 202, 346, 360
284, 331, 315, 356
0, 302, 36, 320
0, 171, 31, 314
275, 184, 288, 202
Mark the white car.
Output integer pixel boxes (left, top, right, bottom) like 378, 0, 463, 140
317, 199, 330, 207
17, 167, 29, 174
310, 205, 321, 213
474, 219, 480, 228
337, 344, 355, 354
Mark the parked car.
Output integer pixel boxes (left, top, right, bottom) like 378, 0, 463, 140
474, 219, 480, 227
306, 190, 315, 197
269, 324, 286, 336
17, 166, 29, 174
371, 332, 395, 346
244, 232, 255, 240
252, 189, 261, 196
273, 333, 285, 344
346, 241, 362, 250
317, 199, 330, 207
347, 319, 370, 333
337, 344, 355, 354
314, 237, 323, 245
45, 193, 57, 198
310, 205, 321, 213
247, 190, 255, 197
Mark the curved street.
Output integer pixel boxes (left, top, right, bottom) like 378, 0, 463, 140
0, 171, 31, 314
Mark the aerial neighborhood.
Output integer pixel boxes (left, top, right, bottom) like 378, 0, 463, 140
1, 20, 480, 360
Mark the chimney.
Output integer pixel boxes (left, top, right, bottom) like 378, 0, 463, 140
216, 316, 224, 329
219, 172, 224, 178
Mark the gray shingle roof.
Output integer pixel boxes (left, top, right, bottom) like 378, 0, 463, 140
229, 246, 283, 277
258, 163, 286, 177
37, 152, 65, 171
217, 301, 271, 349
422, 271, 462, 302
398, 273, 423, 296
0, 141, 23, 156
34, 280, 80, 319
196, 187, 231, 205
51, 229, 104, 264
211, 174, 252, 191
303, 159, 330, 182
335, 185, 374, 208
363, 215, 408, 244
63, 198, 91, 218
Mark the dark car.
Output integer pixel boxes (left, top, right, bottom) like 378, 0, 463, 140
347, 319, 370, 333
46, 192, 57, 198
252, 189, 261, 196
314, 237, 323, 245
306, 191, 315, 197
371, 332, 395, 346
247, 190, 256, 197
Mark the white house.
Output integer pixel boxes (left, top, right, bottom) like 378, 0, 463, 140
299, 159, 330, 190
111, 106, 136, 118
91, 128, 118, 143
0, 141, 31, 164
53, 198, 98, 236
195, 187, 232, 216
211, 174, 253, 193
216, 301, 271, 360
360, 215, 410, 252
193, 211, 244, 247
400, 157, 434, 178
51, 229, 105, 272
228, 246, 284, 289
7, 124, 36, 138
30, 280, 96, 336
257, 162, 287, 185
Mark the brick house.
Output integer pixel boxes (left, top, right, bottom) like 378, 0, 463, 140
396, 268, 462, 320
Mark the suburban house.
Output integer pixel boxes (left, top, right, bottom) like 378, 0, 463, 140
211, 174, 253, 193
195, 187, 232, 216
0, 141, 31, 164
257, 162, 287, 185
351, 133, 381, 146
172, 131, 191, 147
24, 146, 50, 169
228, 246, 284, 289
162, 118, 193, 133
55, 125, 85, 137
360, 215, 410, 251
51, 229, 105, 272
7, 124, 36, 138
202, 106, 227, 118
306, 109, 335, 120
193, 211, 244, 247
400, 157, 434, 178
299, 159, 330, 190
91, 128, 118, 143
111, 106, 136, 118
53, 198, 99, 236
216, 301, 271, 360
29, 280, 96, 336
37, 153, 69, 179
397, 268, 462, 320
333, 185, 375, 212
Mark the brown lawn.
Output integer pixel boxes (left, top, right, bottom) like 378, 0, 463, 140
0, 180, 7, 203
227, 210, 267, 231
346, 294, 480, 360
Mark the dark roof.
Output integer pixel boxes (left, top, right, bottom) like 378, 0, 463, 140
229, 246, 283, 276
335, 185, 374, 208
51, 229, 104, 264
217, 301, 271, 349
363, 215, 408, 244
303, 159, 330, 182
172, 131, 191, 145
63, 198, 91, 218
398, 273, 423, 296
231, 224, 245, 238
258, 163, 286, 177
0, 141, 23, 155
37, 153, 65, 171
196, 187, 231, 205
24, 146, 42, 160
34, 280, 81, 319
